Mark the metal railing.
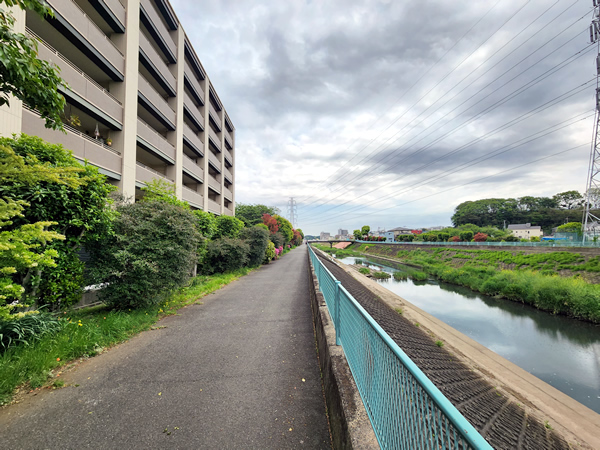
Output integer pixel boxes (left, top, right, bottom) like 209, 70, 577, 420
308, 246, 492, 450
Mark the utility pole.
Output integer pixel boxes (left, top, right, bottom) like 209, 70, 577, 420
287, 197, 298, 228
583, 1, 600, 243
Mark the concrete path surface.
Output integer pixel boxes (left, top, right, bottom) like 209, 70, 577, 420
0, 246, 332, 449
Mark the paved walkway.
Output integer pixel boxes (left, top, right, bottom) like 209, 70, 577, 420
0, 246, 331, 449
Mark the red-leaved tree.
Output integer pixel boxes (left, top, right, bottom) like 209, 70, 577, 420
473, 232, 488, 242
262, 214, 279, 234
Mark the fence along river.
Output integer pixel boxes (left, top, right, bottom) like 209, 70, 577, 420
337, 255, 600, 414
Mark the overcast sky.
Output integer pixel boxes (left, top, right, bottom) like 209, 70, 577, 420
171, 0, 595, 235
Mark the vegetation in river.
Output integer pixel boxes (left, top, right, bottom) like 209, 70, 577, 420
371, 271, 391, 279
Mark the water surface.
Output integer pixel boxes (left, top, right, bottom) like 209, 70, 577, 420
338, 256, 600, 414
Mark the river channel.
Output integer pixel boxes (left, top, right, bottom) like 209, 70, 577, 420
337, 255, 600, 414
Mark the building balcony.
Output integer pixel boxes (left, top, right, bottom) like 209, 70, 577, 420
140, 0, 176, 63
224, 166, 233, 183
136, 118, 175, 163
208, 175, 221, 194
46, 0, 125, 81
31, 29, 123, 127
22, 108, 122, 177
139, 31, 176, 95
223, 186, 233, 202
182, 122, 204, 157
97, 0, 126, 32
182, 185, 203, 209
208, 150, 221, 172
183, 91, 205, 131
184, 60, 205, 103
138, 73, 176, 130
223, 206, 234, 216
136, 161, 174, 185
182, 154, 204, 183
208, 102, 221, 131
224, 129, 233, 149
208, 126, 221, 152
207, 198, 221, 214
223, 148, 233, 166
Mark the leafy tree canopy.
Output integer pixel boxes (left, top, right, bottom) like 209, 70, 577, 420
235, 203, 277, 227
213, 215, 244, 240
274, 215, 293, 243
0, 0, 66, 130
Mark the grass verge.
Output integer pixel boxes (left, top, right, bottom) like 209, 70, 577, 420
0, 268, 252, 405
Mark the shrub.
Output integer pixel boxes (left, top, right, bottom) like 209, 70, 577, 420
204, 238, 249, 274
450, 235, 461, 242
192, 210, 216, 240
358, 267, 370, 275
473, 232, 488, 242
240, 225, 269, 267
264, 241, 276, 263
36, 242, 84, 310
213, 215, 244, 239
89, 200, 200, 309
270, 232, 285, 248
459, 231, 474, 241
437, 232, 450, 242
505, 235, 519, 242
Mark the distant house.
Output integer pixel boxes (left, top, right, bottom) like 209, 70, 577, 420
388, 227, 414, 236
320, 232, 331, 241
382, 231, 395, 242
507, 223, 542, 239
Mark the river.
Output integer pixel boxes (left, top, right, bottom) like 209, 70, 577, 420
337, 255, 600, 414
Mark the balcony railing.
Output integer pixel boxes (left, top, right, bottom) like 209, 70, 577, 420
184, 60, 205, 103
209, 102, 221, 131
224, 166, 233, 183
183, 122, 204, 156
224, 130, 233, 149
223, 186, 233, 201
183, 153, 204, 182
139, 31, 176, 92
208, 175, 221, 194
182, 185, 204, 208
136, 161, 174, 183
140, 0, 176, 59
22, 107, 122, 175
208, 126, 221, 151
138, 73, 176, 126
47, 0, 125, 72
184, 90, 205, 128
208, 150, 221, 172
137, 118, 175, 161
207, 198, 221, 214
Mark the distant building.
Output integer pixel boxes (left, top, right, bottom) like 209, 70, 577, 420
338, 229, 349, 237
320, 232, 331, 241
388, 227, 414, 236
422, 226, 447, 231
507, 223, 542, 239
382, 231, 395, 242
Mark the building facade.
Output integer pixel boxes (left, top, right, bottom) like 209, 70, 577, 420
0, 0, 235, 215
507, 223, 543, 239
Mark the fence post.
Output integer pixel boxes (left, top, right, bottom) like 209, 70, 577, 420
334, 280, 341, 346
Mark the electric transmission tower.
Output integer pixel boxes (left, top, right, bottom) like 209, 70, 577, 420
583, 2, 600, 243
287, 197, 298, 228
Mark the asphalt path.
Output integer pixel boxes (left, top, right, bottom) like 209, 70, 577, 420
0, 246, 331, 449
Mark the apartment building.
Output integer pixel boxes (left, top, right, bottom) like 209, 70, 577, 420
0, 0, 235, 215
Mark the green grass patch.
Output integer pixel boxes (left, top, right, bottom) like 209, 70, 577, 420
393, 271, 408, 280
358, 267, 370, 275
372, 271, 391, 279
0, 268, 251, 405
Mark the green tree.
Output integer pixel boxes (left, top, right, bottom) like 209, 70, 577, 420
203, 238, 249, 274
0, 0, 66, 130
89, 200, 200, 309
274, 215, 293, 243
553, 191, 584, 210
361, 225, 370, 238
192, 209, 216, 240
235, 203, 277, 227
213, 215, 244, 239
352, 229, 361, 239
141, 179, 188, 209
240, 225, 269, 267
0, 135, 115, 308
556, 222, 582, 233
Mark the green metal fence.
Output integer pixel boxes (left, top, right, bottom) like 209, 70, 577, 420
309, 246, 492, 449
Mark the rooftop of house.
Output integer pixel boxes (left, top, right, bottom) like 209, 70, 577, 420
507, 223, 542, 230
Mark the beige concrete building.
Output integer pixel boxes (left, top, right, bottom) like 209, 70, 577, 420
0, 0, 235, 215
507, 223, 543, 239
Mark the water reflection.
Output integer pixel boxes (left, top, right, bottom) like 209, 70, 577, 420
338, 256, 600, 413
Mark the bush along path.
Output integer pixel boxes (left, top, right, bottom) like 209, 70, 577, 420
354, 243, 600, 323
